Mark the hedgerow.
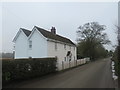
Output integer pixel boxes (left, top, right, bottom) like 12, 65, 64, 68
2, 58, 57, 85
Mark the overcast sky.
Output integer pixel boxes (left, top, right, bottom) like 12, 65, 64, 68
1, 2, 118, 53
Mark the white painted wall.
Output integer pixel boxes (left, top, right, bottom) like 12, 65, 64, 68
28, 29, 47, 58
14, 31, 28, 59
47, 40, 77, 70
14, 28, 77, 71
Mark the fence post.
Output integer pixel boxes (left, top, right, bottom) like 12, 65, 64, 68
80, 59, 82, 65
76, 60, 77, 66
62, 61, 64, 70
74, 60, 75, 67
69, 61, 70, 68
55, 57, 58, 71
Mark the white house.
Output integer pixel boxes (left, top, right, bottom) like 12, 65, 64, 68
13, 26, 77, 70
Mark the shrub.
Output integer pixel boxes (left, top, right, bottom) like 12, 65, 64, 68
2, 58, 57, 85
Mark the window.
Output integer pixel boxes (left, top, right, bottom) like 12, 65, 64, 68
55, 42, 57, 50
66, 56, 68, 61
64, 57, 66, 61
29, 40, 32, 49
69, 45, 71, 50
74, 47, 75, 50
64, 44, 66, 49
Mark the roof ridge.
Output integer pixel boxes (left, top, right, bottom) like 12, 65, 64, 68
35, 26, 51, 32
35, 26, 75, 46
35, 26, 70, 39
20, 28, 31, 31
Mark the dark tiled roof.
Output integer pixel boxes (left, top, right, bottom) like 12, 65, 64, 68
21, 28, 31, 37
35, 26, 76, 46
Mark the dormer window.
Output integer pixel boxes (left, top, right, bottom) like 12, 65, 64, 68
29, 40, 32, 49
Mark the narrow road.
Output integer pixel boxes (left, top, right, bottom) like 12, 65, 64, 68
6, 58, 115, 88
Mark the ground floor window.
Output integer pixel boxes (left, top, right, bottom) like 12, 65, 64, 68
64, 57, 66, 61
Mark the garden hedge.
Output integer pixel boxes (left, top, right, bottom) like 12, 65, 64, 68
2, 58, 57, 85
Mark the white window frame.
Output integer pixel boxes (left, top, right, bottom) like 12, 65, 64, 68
64, 44, 66, 50
64, 57, 66, 61
29, 40, 32, 49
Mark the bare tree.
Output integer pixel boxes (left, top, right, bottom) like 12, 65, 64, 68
77, 22, 111, 60
77, 22, 111, 45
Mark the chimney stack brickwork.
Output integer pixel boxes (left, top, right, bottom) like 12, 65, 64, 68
51, 27, 56, 34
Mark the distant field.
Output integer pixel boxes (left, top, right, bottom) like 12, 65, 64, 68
0, 58, 14, 60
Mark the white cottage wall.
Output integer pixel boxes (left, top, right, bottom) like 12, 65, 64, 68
47, 40, 77, 70
14, 31, 28, 59
28, 30, 47, 58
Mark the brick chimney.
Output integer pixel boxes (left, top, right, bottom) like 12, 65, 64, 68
51, 27, 56, 34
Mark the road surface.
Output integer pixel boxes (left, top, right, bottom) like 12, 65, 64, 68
5, 58, 115, 88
